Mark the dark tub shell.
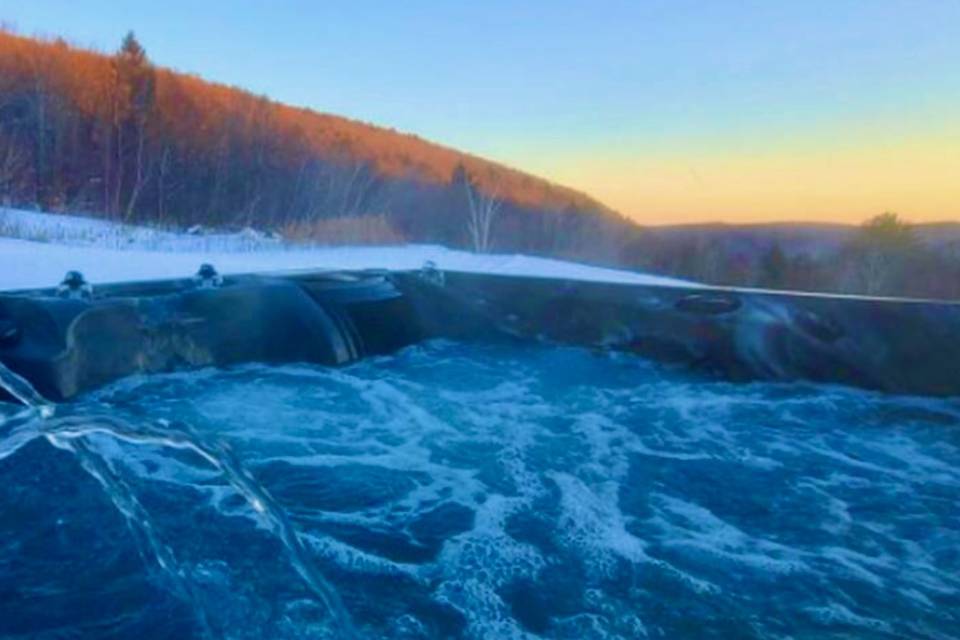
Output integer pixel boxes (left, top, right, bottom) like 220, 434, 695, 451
2, 269, 959, 400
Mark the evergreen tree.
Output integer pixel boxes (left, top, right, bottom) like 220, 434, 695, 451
111, 31, 155, 218
116, 32, 151, 104
858, 211, 915, 250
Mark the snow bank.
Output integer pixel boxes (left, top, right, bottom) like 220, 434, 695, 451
0, 207, 281, 252
0, 208, 694, 291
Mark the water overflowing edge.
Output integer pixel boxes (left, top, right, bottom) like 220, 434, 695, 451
0, 361, 355, 638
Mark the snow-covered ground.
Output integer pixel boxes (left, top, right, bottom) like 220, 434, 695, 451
0, 208, 694, 291
0, 208, 284, 252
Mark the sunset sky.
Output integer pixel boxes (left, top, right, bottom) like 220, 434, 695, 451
1, 0, 958, 224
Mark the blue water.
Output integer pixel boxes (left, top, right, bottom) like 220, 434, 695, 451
1, 340, 959, 639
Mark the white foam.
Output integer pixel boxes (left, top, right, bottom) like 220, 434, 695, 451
549, 472, 650, 570
805, 603, 893, 634
650, 494, 810, 575
19, 340, 957, 638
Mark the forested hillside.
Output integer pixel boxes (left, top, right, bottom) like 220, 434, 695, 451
2, 29, 958, 299
0, 29, 633, 259
622, 214, 960, 300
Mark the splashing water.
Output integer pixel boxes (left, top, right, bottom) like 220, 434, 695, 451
0, 364, 354, 638
45, 414, 355, 637
0, 361, 55, 418
2, 340, 960, 638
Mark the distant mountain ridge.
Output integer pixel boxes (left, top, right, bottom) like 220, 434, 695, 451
643, 221, 960, 258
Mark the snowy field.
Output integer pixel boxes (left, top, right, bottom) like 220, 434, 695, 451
0, 208, 693, 291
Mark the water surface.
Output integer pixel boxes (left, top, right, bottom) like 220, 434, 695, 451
1, 340, 959, 638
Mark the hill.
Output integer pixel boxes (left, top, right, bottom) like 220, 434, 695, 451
0, 29, 632, 260
642, 221, 960, 259
620, 217, 960, 299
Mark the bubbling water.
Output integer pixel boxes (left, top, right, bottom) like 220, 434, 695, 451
1, 341, 959, 639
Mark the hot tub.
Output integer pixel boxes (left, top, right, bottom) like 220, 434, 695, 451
1, 267, 958, 638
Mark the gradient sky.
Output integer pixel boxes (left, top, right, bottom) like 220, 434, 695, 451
1, 0, 958, 224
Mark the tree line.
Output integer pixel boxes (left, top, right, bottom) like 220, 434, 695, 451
622, 212, 960, 300
0, 29, 628, 255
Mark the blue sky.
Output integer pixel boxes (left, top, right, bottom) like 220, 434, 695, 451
2, 0, 958, 222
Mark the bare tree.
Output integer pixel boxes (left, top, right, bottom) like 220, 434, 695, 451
287, 157, 322, 222
462, 171, 501, 253
155, 144, 171, 219
336, 160, 381, 218
123, 126, 150, 220
842, 212, 916, 295
850, 249, 890, 296
0, 130, 25, 202
286, 158, 386, 228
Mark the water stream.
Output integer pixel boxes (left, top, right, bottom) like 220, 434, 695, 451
0, 361, 354, 639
